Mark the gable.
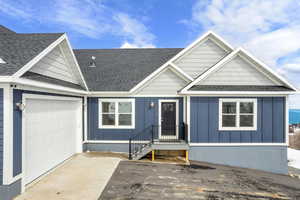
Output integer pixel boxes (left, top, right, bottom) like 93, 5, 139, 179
30, 43, 81, 84
135, 67, 188, 95
198, 55, 277, 86
174, 38, 229, 78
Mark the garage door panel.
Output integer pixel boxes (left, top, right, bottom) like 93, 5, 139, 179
24, 98, 81, 184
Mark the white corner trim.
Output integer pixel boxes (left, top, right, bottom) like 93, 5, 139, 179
129, 31, 233, 93
2, 84, 14, 185
12, 34, 67, 78
187, 96, 190, 143
285, 96, 289, 145
84, 96, 88, 142
189, 143, 288, 147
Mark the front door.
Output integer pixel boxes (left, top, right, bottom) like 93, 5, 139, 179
159, 100, 178, 140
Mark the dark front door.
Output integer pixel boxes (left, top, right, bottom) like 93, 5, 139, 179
160, 101, 177, 139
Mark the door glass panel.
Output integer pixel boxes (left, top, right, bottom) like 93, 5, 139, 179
161, 102, 176, 137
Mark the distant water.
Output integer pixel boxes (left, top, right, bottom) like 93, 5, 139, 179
290, 109, 300, 124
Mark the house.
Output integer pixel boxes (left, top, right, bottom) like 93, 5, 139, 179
0, 25, 297, 200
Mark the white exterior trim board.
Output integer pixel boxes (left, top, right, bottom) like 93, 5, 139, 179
2, 84, 14, 185
189, 143, 288, 146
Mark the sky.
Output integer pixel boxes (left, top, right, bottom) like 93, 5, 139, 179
0, 0, 299, 108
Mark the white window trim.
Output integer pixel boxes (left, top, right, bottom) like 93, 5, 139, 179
98, 98, 135, 129
219, 98, 257, 131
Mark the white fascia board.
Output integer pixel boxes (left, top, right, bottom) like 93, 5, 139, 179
179, 90, 297, 95
169, 63, 193, 81
12, 34, 66, 78
181, 49, 239, 92
238, 48, 298, 91
14, 78, 88, 95
129, 31, 234, 93
63, 35, 89, 91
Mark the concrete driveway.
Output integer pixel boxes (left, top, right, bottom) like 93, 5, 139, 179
15, 153, 121, 200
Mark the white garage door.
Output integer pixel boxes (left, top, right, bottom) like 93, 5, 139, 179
24, 95, 82, 184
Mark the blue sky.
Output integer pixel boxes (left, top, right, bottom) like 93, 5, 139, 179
0, 0, 300, 107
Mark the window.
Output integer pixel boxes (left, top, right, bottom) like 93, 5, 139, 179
219, 99, 257, 131
99, 99, 135, 129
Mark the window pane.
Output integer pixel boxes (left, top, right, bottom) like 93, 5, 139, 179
222, 115, 236, 127
102, 114, 115, 125
240, 102, 254, 113
118, 102, 132, 113
102, 102, 115, 113
222, 102, 236, 114
240, 115, 254, 127
119, 114, 132, 126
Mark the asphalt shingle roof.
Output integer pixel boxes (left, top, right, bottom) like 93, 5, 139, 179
73, 48, 183, 91
0, 26, 63, 76
189, 85, 294, 91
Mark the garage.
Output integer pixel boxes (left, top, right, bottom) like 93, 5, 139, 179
23, 94, 83, 185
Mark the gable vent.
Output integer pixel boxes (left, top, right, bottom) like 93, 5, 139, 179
0, 58, 6, 64
88, 56, 96, 68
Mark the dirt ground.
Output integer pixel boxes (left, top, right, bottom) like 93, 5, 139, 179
100, 160, 300, 200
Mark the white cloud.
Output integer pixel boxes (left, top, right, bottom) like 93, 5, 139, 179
185, 0, 300, 108
0, 0, 31, 19
115, 13, 155, 48
0, 0, 155, 47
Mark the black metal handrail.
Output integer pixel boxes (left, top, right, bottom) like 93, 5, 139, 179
128, 123, 187, 160
129, 125, 152, 160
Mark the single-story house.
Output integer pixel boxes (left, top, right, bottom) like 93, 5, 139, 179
0, 25, 298, 200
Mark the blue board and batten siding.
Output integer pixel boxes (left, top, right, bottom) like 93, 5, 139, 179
190, 97, 285, 143
87, 97, 184, 141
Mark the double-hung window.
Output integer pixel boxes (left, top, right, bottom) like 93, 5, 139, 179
219, 98, 257, 131
99, 99, 135, 129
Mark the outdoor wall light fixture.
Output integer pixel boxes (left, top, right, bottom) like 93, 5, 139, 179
16, 102, 25, 111
150, 102, 155, 108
